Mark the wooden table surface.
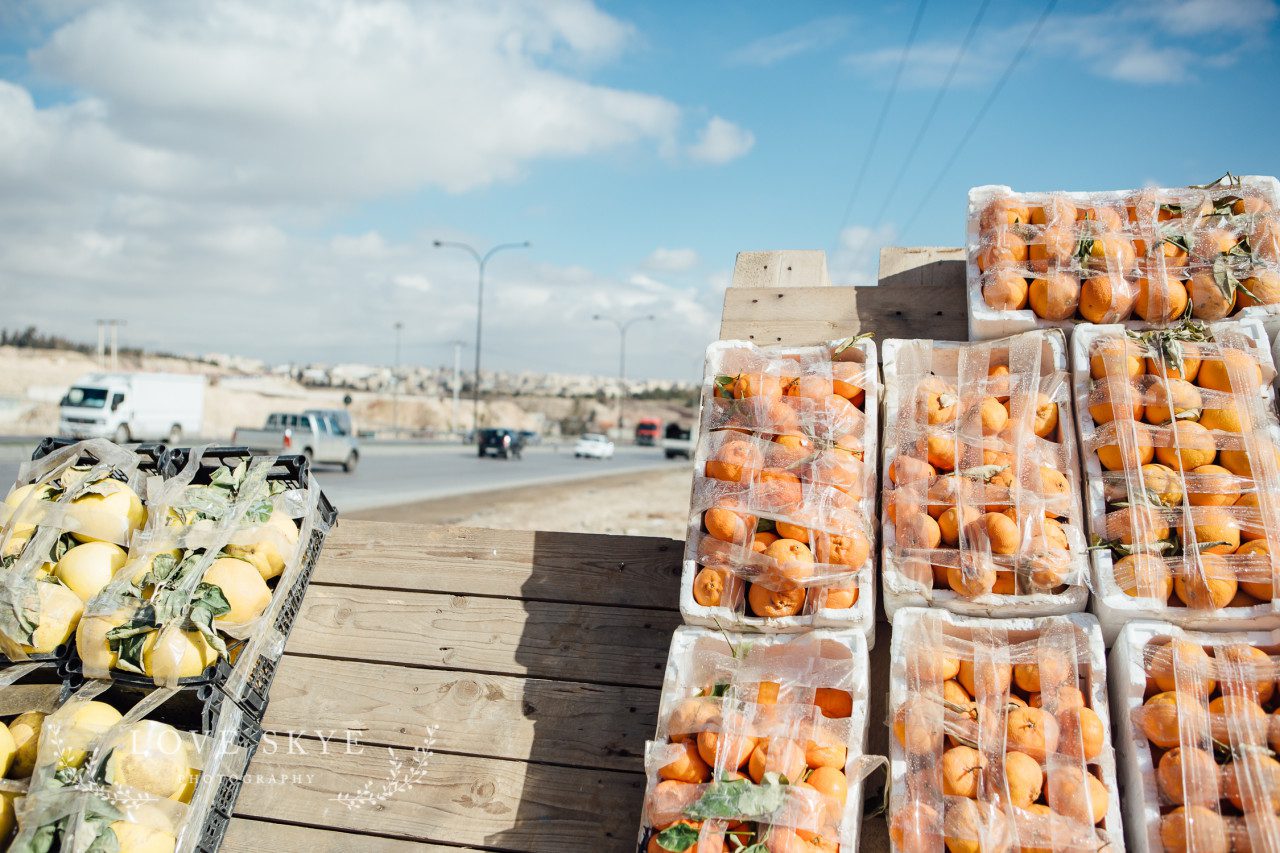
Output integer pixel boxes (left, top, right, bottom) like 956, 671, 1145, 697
220, 518, 686, 851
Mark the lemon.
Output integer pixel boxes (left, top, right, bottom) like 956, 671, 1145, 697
0, 790, 15, 842
19, 582, 84, 654
8, 711, 45, 778
0, 721, 15, 777
224, 510, 299, 581
54, 541, 127, 602
106, 720, 192, 800
175, 764, 200, 804
66, 480, 145, 544
203, 556, 271, 626
49, 699, 123, 769
76, 609, 133, 674
1, 534, 29, 559
142, 628, 216, 681
2, 484, 51, 540
108, 818, 177, 853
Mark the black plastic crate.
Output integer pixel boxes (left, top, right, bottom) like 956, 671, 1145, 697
31, 435, 166, 473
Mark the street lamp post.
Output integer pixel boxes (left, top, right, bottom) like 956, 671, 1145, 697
593, 313, 655, 440
392, 321, 403, 439
432, 240, 530, 440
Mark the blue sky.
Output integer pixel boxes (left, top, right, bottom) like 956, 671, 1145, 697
1, 0, 1277, 382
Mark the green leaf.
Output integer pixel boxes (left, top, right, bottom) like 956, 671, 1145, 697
50, 533, 78, 564
655, 823, 700, 852
9, 819, 62, 853
1213, 255, 1241, 301
710, 682, 730, 698
1074, 237, 1095, 262
107, 607, 157, 675
684, 776, 790, 821
148, 553, 179, 584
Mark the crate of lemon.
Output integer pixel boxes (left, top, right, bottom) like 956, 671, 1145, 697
1, 673, 256, 853
1073, 319, 1280, 642
73, 447, 335, 718
0, 440, 160, 662
681, 337, 879, 641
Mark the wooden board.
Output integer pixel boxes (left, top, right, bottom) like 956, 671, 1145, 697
222, 820, 457, 853
719, 286, 860, 345
860, 246, 967, 341
731, 250, 831, 289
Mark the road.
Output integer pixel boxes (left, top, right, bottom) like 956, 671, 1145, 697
0, 441, 683, 513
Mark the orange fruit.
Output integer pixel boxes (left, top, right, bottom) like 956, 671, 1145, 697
889, 454, 936, 485
1160, 806, 1228, 853
957, 658, 1011, 697
764, 538, 816, 585
1183, 506, 1241, 555
1114, 553, 1172, 599
1174, 553, 1237, 609
1079, 273, 1134, 323
1193, 227, 1240, 260
1223, 753, 1280, 813
1198, 348, 1262, 393
658, 740, 711, 783
815, 530, 869, 570
692, 567, 727, 608
1006, 706, 1059, 762
1086, 233, 1137, 272
897, 512, 942, 551
1097, 427, 1154, 471
1187, 464, 1237, 507
805, 765, 848, 807
706, 439, 763, 482
1003, 750, 1043, 809
1134, 275, 1189, 322
696, 729, 755, 770
1047, 767, 1109, 825
1149, 640, 1216, 694
1137, 691, 1184, 748
980, 197, 1032, 229
982, 270, 1030, 311
704, 504, 756, 543
1236, 539, 1275, 600
889, 800, 942, 852
1089, 379, 1143, 424
1208, 694, 1268, 745
1157, 746, 1219, 805
1027, 223, 1077, 271
1059, 705, 1104, 760
963, 512, 1020, 556
804, 737, 846, 769
814, 688, 852, 719
1154, 421, 1217, 471
976, 229, 1028, 272
746, 582, 804, 619
1090, 339, 1142, 379
1028, 273, 1080, 320
754, 468, 803, 512
937, 506, 980, 547
1144, 378, 1202, 425
941, 745, 987, 798
1029, 197, 1076, 226
1188, 272, 1238, 321
1219, 643, 1275, 704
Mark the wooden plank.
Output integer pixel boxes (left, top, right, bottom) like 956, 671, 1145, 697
317, 521, 681, 610
263, 656, 657, 772
719, 286, 860, 345
222, 819, 458, 853
860, 246, 967, 341
287, 586, 679, 687
731, 250, 831, 288
235, 743, 644, 851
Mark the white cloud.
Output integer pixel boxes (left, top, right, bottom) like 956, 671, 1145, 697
391, 273, 432, 292
831, 224, 897, 287
687, 116, 755, 165
707, 270, 731, 292
643, 247, 699, 272
728, 15, 855, 66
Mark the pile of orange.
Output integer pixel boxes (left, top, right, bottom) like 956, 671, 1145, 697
691, 344, 875, 621
974, 184, 1280, 324
1131, 635, 1280, 852
889, 625, 1114, 852
883, 338, 1082, 600
1084, 325, 1280, 611
643, 655, 856, 851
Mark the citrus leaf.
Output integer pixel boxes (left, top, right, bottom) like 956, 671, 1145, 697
655, 823, 699, 852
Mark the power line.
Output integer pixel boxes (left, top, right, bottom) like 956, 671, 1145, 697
901, 0, 1059, 235
832, 0, 931, 246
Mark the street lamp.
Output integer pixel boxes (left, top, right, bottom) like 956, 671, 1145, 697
433, 240, 530, 439
593, 313, 655, 440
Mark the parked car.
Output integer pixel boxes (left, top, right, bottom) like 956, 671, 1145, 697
232, 411, 360, 471
574, 433, 615, 460
479, 428, 524, 459
662, 422, 694, 460
59, 372, 205, 444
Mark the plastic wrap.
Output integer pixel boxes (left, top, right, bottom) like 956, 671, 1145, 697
881, 330, 1088, 619
1073, 320, 1280, 642
1110, 621, 1280, 852
73, 446, 333, 691
679, 338, 879, 642
0, 440, 158, 662
637, 627, 877, 852
887, 608, 1123, 853
967, 176, 1280, 341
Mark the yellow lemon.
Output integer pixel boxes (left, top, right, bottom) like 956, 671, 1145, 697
203, 557, 271, 626
8, 710, 45, 778
224, 510, 299, 581
54, 541, 128, 602
0, 721, 15, 777
2, 484, 52, 540
49, 699, 123, 769
108, 817, 177, 853
0, 790, 16, 842
19, 582, 84, 654
142, 628, 217, 681
67, 480, 145, 544
106, 720, 192, 800
175, 764, 200, 804
76, 609, 134, 675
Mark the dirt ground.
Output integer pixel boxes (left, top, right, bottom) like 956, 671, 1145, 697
349, 464, 694, 539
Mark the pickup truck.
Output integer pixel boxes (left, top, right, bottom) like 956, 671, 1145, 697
232, 410, 360, 472
662, 422, 695, 460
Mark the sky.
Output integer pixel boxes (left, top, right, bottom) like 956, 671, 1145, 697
1, 0, 1278, 384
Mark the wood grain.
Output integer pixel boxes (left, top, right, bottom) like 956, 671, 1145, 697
720, 287, 860, 345
221, 820, 459, 852
731, 250, 831, 289
316, 521, 682, 610
263, 655, 658, 771
287, 585, 680, 688
860, 246, 967, 341
235, 741, 644, 851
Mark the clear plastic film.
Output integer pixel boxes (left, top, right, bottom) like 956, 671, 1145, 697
1121, 624, 1280, 852
882, 330, 1088, 614
7, 678, 248, 853
639, 627, 877, 852
968, 176, 1280, 332
1078, 320, 1280, 627
0, 440, 152, 662
76, 446, 331, 688
682, 337, 879, 632
887, 609, 1121, 853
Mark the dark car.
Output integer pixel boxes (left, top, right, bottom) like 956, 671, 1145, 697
479, 428, 524, 459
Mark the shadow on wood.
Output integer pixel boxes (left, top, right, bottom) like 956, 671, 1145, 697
859, 247, 967, 341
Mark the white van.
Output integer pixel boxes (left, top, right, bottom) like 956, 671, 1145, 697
59, 372, 206, 444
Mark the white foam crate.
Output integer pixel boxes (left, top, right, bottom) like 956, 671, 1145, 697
966, 177, 1280, 342
637, 626, 871, 852
679, 338, 879, 644
1109, 620, 1280, 853
879, 330, 1090, 619
888, 608, 1126, 852
1071, 319, 1280, 644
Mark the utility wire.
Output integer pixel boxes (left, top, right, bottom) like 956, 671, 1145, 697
900, 0, 1059, 235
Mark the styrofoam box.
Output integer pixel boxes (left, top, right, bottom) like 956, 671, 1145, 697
637, 626, 871, 852
679, 338, 880, 644
1109, 620, 1280, 853
888, 608, 1126, 852
1071, 318, 1280, 644
966, 177, 1280, 342
880, 330, 1090, 619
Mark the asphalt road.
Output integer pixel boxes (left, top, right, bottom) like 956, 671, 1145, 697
0, 441, 682, 513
